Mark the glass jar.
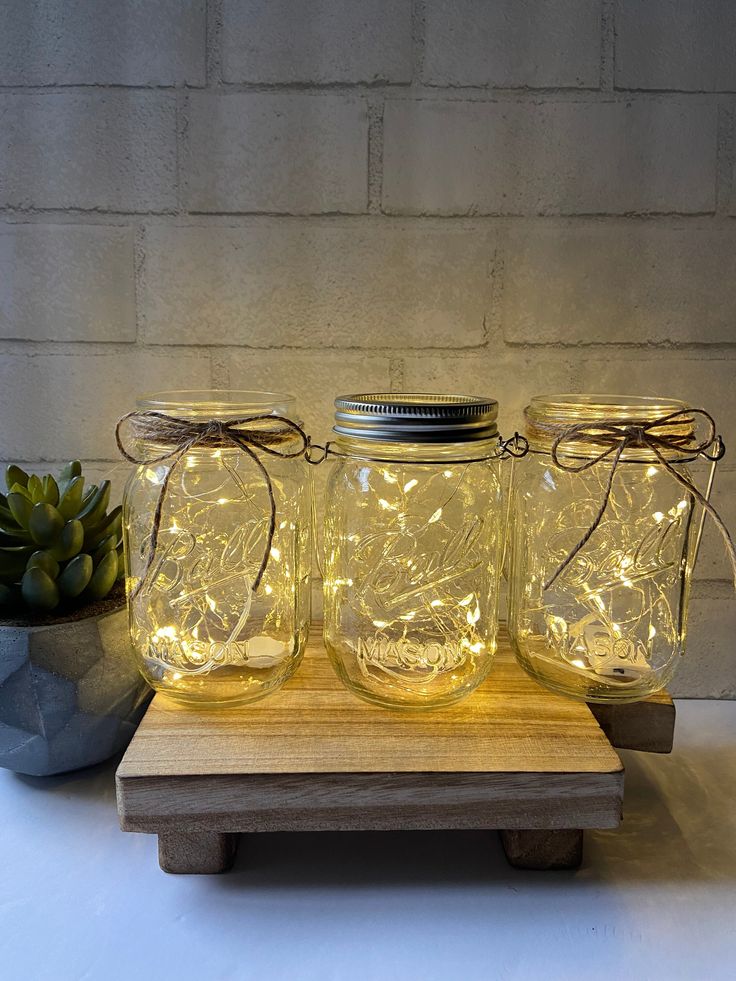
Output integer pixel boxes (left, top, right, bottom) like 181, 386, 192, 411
508, 394, 701, 703
323, 394, 504, 710
121, 391, 311, 705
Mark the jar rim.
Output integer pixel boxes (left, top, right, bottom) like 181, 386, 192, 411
524, 393, 695, 460
137, 389, 297, 419
527, 393, 690, 423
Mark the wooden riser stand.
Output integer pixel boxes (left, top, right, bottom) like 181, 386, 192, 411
116, 625, 675, 874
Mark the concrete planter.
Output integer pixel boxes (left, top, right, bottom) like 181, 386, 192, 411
0, 600, 151, 776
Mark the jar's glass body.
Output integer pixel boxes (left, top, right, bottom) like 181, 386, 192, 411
123, 392, 311, 705
324, 437, 503, 709
508, 396, 697, 703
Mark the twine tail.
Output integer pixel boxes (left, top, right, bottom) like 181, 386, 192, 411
544, 440, 626, 592
227, 436, 277, 593
650, 444, 736, 591
130, 440, 194, 601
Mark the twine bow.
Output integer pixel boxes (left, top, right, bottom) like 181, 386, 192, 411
543, 408, 734, 591
116, 411, 310, 598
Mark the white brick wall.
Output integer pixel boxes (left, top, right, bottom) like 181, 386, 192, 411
0, 224, 136, 342
140, 221, 492, 348
0, 0, 206, 87
0, 351, 210, 460
382, 99, 717, 215
183, 94, 368, 213
221, 0, 413, 84
423, 0, 602, 89
0, 93, 177, 212
615, 0, 736, 92
1, 0, 734, 696
500, 222, 736, 345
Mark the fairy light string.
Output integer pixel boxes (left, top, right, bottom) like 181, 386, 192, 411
526, 407, 735, 591
116, 410, 310, 598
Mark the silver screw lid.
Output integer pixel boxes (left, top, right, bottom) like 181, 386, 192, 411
333, 393, 499, 443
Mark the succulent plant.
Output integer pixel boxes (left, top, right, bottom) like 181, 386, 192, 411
0, 461, 124, 615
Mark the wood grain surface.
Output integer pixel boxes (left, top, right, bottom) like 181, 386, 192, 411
118, 626, 623, 776
117, 625, 625, 836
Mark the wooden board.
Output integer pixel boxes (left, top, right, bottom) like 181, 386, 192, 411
116, 625, 632, 872
588, 689, 675, 754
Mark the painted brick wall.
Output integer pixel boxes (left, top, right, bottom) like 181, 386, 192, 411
1, 0, 734, 695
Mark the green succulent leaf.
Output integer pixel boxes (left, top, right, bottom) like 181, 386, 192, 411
78, 480, 111, 529
7, 492, 33, 529
84, 505, 122, 551
59, 461, 82, 483
5, 465, 29, 492
58, 553, 94, 598
27, 550, 60, 580
80, 484, 98, 507
27, 474, 44, 504
58, 475, 85, 521
21, 567, 59, 611
85, 549, 118, 600
41, 474, 59, 507
0, 521, 27, 540
48, 519, 84, 562
0, 545, 35, 581
92, 533, 118, 566
0, 462, 121, 616
29, 503, 65, 547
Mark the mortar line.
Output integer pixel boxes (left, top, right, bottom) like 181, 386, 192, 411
367, 99, 385, 213
600, 0, 616, 91
133, 224, 146, 345
716, 96, 735, 215
411, 0, 427, 84
205, 0, 224, 88
1, 80, 733, 97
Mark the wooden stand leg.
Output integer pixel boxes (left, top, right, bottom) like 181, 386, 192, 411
158, 832, 239, 874
499, 829, 583, 870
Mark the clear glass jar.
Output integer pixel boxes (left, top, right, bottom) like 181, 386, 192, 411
122, 391, 311, 705
508, 395, 699, 703
323, 394, 504, 710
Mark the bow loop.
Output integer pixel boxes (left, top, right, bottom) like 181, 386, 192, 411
542, 407, 734, 592
116, 409, 311, 598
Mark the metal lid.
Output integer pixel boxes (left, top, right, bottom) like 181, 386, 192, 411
333, 393, 499, 443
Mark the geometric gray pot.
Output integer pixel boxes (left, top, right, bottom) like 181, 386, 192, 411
0, 603, 151, 776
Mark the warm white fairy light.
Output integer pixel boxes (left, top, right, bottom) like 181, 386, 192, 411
126, 437, 304, 692
513, 452, 695, 694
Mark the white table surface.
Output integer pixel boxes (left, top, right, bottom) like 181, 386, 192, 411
2, 699, 735, 981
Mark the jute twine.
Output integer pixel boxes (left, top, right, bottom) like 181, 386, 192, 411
116, 411, 310, 598
115, 412, 528, 601
526, 407, 736, 591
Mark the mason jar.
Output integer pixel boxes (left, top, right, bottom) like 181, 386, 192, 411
508, 394, 703, 703
323, 394, 504, 710
121, 391, 311, 705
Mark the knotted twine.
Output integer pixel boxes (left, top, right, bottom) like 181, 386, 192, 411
303, 431, 530, 465
116, 411, 310, 599
530, 407, 736, 592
